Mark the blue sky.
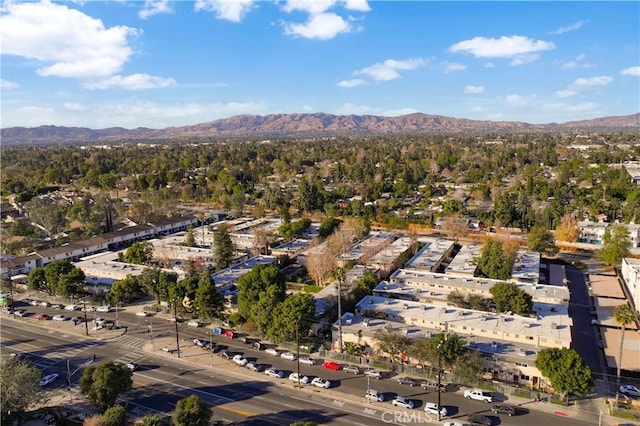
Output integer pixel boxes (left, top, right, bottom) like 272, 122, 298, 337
1, 0, 638, 129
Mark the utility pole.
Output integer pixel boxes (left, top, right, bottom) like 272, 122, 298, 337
9, 274, 15, 319
295, 319, 301, 388
437, 342, 442, 422
209, 331, 213, 366
174, 302, 181, 358
147, 320, 155, 351
66, 359, 72, 402
336, 268, 344, 353
81, 301, 88, 336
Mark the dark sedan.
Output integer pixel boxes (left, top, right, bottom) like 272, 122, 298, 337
467, 413, 492, 426
491, 403, 516, 416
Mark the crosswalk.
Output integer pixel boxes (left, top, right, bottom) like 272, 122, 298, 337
115, 350, 146, 366
116, 335, 148, 349
20, 341, 97, 369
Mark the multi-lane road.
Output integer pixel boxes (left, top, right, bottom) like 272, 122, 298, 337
1, 300, 604, 425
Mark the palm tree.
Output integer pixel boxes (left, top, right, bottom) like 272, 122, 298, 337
613, 303, 635, 405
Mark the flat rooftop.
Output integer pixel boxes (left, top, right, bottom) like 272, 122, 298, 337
366, 237, 414, 267
210, 255, 277, 291
404, 238, 455, 271
445, 244, 480, 276
593, 297, 639, 330
590, 273, 626, 298
601, 326, 640, 371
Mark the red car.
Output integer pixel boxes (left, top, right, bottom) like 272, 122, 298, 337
223, 330, 236, 339
322, 361, 341, 371
35, 314, 51, 320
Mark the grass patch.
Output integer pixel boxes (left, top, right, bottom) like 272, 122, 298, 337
612, 408, 640, 421
550, 399, 570, 407
303, 285, 322, 293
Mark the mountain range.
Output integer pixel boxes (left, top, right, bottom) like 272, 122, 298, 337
2, 112, 639, 146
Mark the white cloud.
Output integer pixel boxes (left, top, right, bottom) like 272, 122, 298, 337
464, 85, 485, 94
342, 0, 370, 11
337, 78, 367, 88
484, 62, 495, 68
553, 89, 578, 98
354, 58, 426, 81
1, 79, 20, 89
442, 62, 466, 73
471, 106, 485, 112
621, 66, 640, 76
553, 75, 612, 98
573, 76, 613, 87
283, 0, 337, 14
449, 35, 555, 65
64, 102, 85, 111
139, 0, 172, 19
0, 1, 138, 79
82, 74, 177, 90
561, 53, 596, 69
502, 93, 536, 106
549, 20, 586, 35
283, 12, 351, 40
195, 0, 255, 23
301, 104, 314, 112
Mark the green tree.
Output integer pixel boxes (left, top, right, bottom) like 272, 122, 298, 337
613, 303, 636, 405
27, 267, 48, 293
427, 333, 467, 367
184, 225, 196, 247
79, 361, 133, 411
451, 350, 485, 386
268, 293, 315, 343
408, 339, 436, 370
123, 241, 154, 265
213, 223, 234, 271
172, 395, 211, 426
344, 342, 363, 356
374, 325, 412, 367
140, 416, 162, 426
318, 217, 342, 238
489, 282, 533, 315
600, 224, 630, 266
476, 239, 514, 280
102, 405, 127, 426
527, 225, 559, 256
237, 264, 286, 331
535, 348, 593, 400
41, 259, 85, 297
108, 275, 142, 304
1, 357, 47, 422
194, 272, 224, 320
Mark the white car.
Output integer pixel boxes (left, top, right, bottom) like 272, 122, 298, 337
311, 377, 331, 389
288, 372, 310, 384
64, 305, 78, 311
299, 356, 315, 365
126, 362, 139, 371
364, 369, 383, 379
93, 318, 109, 325
52, 315, 69, 321
265, 348, 279, 356
343, 365, 360, 374
96, 306, 112, 313
265, 368, 285, 378
232, 354, 248, 366
82, 306, 96, 312
280, 352, 297, 361
40, 373, 59, 386
136, 311, 150, 317
193, 338, 206, 347
391, 396, 414, 409
424, 402, 448, 417
14, 309, 27, 317
620, 385, 640, 398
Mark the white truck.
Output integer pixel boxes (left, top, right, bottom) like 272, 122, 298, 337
463, 388, 493, 403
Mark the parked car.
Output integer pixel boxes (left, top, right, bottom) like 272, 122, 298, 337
397, 377, 418, 387
322, 360, 341, 371
28, 300, 39, 306
93, 318, 109, 325
82, 306, 96, 312
311, 377, 331, 389
40, 373, 59, 386
14, 309, 27, 317
193, 338, 207, 347
491, 404, 516, 416
50, 304, 64, 310
246, 362, 262, 372
364, 369, 383, 379
96, 306, 112, 312
218, 350, 230, 360
265, 348, 279, 356
252, 341, 264, 350
35, 314, 51, 320
421, 380, 447, 391
52, 315, 70, 321
288, 373, 310, 384
223, 330, 236, 339
64, 305, 79, 311
299, 356, 316, 365
365, 389, 385, 402
126, 362, 139, 371
232, 354, 248, 366
39, 301, 51, 307
343, 365, 360, 374
392, 396, 415, 409
136, 311, 150, 317
264, 368, 285, 378
467, 413, 492, 426
620, 385, 640, 398
424, 402, 448, 417
280, 352, 297, 361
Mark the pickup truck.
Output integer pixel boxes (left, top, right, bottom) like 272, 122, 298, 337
463, 388, 493, 403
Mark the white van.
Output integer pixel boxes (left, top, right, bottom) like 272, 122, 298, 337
187, 321, 201, 328
96, 306, 112, 313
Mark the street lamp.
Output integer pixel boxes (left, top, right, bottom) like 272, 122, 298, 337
147, 320, 155, 351
436, 334, 448, 422
335, 268, 345, 353
208, 331, 213, 366
80, 300, 89, 336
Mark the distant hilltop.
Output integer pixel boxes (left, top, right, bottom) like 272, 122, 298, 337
1, 112, 639, 146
